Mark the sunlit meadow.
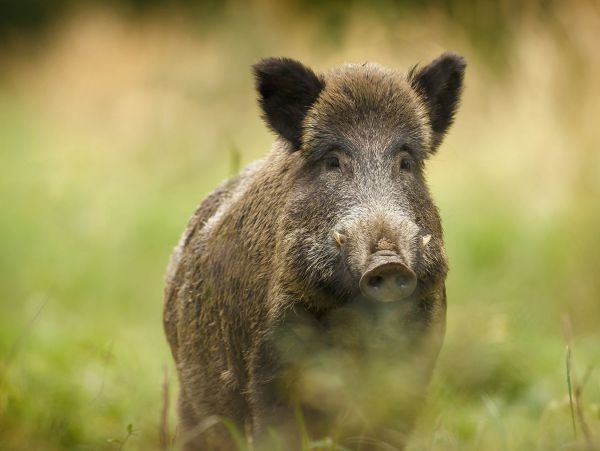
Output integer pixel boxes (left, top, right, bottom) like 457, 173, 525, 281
1, 1, 599, 450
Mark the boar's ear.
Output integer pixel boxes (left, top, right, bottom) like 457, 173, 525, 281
253, 57, 324, 150
409, 52, 466, 151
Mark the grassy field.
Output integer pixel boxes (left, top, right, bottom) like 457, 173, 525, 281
1, 1, 599, 450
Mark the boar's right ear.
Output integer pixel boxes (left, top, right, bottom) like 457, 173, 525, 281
409, 52, 466, 151
253, 57, 324, 151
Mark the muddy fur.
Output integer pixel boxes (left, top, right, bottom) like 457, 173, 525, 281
164, 54, 465, 450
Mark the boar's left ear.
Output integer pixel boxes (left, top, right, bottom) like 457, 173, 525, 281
409, 52, 466, 151
253, 57, 324, 151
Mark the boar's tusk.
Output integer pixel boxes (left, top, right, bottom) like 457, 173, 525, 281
332, 230, 347, 248
422, 234, 432, 246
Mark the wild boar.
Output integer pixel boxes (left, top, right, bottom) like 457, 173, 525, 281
164, 53, 466, 450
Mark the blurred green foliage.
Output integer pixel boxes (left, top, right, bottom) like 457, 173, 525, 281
0, 0, 599, 450
0, 0, 564, 68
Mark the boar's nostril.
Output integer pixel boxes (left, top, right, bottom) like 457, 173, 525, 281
359, 259, 417, 303
367, 275, 384, 289
396, 274, 414, 292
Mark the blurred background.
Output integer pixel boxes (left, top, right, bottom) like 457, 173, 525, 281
1, 0, 599, 449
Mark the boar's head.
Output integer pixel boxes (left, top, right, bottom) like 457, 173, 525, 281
254, 54, 465, 311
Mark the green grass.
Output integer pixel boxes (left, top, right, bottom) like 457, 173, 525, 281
1, 3, 600, 450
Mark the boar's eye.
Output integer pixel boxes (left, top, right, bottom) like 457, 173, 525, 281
400, 157, 415, 172
324, 155, 341, 171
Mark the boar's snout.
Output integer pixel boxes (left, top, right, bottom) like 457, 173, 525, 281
359, 251, 417, 303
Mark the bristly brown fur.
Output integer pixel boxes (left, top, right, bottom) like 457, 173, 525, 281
164, 54, 466, 450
